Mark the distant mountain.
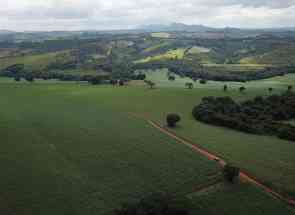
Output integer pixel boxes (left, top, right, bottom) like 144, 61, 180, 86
137, 23, 295, 34
138, 23, 215, 32
0, 30, 15, 35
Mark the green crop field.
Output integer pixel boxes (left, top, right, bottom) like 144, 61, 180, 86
0, 82, 220, 215
1, 72, 295, 214
189, 183, 295, 215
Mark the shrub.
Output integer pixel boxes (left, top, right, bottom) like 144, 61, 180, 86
25, 74, 34, 82
167, 113, 181, 127
223, 85, 228, 92
114, 193, 192, 215
14, 76, 21, 82
223, 164, 240, 183
185, 82, 193, 89
168, 75, 176, 81
239, 86, 246, 93
89, 76, 102, 85
199, 79, 207, 84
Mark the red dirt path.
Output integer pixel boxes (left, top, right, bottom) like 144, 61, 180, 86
129, 113, 295, 207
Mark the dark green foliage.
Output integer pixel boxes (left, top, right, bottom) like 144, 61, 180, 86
168, 75, 176, 81
4, 64, 25, 74
199, 79, 207, 84
223, 85, 228, 92
119, 80, 125, 86
25, 74, 34, 82
14, 76, 21, 82
239, 86, 246, 93
89, 76, 102, 85
167, 113, 181, 127
268, 87, 273, 93
110, 79, 118, 86
192, 92, 295, 141
144, 80, 156, 89
114, 193, 192, 215
185, 82, 194, 89
288, 85, 293, 91
132, 74, 146, 80
223, 165, 240, 183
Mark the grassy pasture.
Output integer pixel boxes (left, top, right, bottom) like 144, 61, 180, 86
240, 46, 295, 65
187, 46, 211, 54
203, 63, 270, 72
134, 48, 186, 64
151, 32, 171, 38
0, 51, 67, 70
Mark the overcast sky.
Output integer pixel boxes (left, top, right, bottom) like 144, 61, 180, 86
1, 0, 295, 31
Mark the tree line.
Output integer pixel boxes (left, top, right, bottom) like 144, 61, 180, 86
192, 91, 295, 141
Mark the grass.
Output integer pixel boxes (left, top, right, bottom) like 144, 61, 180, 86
203, 63, 270, 72
187, 46, 211, 54
134, 48, 186, 64
1, 74, 295, 214
0, 82, 220, 215
0, 51, 68, 70
151, 32, 171, 38
143, 42, 170, 53
240, 45, 295, 65
189, 182, 295, 215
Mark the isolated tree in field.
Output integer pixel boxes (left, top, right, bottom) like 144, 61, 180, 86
25, 74, 34, 82
110, 79, 117, 86
119, 80, 125, 86
268, 87, 273, 93
168, 75, 175, 81
145, 80, 155, 89
223, 164, 240, 183
166, 113, 181, 127
288, 85, 293, 92
89, 76, 102, 85
185, 82, 193, 89
239, 86, 246, 93
223, 85, 228, 92
115, 193, 192, 215
199, 79, 207, 84
14, 76, 21, 82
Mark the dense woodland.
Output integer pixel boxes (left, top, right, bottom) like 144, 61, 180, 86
193, 91, 295, 141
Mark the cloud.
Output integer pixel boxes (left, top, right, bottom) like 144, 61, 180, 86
0, 0, 295, 31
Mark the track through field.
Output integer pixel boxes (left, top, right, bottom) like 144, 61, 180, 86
129, 113, 295, 207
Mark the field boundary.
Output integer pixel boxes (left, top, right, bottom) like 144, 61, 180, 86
129, 112, 295, 207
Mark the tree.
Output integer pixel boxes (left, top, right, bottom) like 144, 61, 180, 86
14, 76, 21, 82
223, 164, 240, 183
110, 79, 117, 86
119, 80, 125, 86
168, 75, 175, 81
25, 74, 34, 82
199, 79, 207, 84
268, 87, 273, 93
89, 76, 102, 85
288, 85, 293, 92
185, 82, 193, 89
166, 113, 181, 127
223, 85, 228, 92
239, 86, 246, 93
145, 80, 155, 89
114, 193, 192, 215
